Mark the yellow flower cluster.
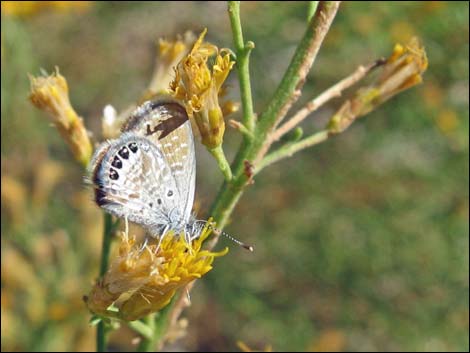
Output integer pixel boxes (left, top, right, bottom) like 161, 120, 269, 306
86, 226, 227, 321
171, 29, 236, 149
29, 69, 92, 167
144, 32, 196, 100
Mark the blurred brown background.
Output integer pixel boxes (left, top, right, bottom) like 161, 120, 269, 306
1, 2, 468, 351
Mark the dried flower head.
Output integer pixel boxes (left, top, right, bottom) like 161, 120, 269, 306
329, 37, 428, 134
102, 33, 197, 140
144, 32, 197, 100
86, 225, 227, 321
29, 68, 92, 167
170, 29, 236, 149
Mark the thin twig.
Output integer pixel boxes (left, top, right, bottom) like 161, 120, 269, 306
256, 130, 329, 173
270, 59, 385, 143
136, 315, 156, 352
252, 1, 341, 167
140, 301, 176, 351
307, 1, 319, 22
229, 119, 254, 139
159, 283, 194, 351
128, 319, 154, 340
228, 1, 256, 134
97, 214, 117, 352
209, 146, 233, 181
266, 1, 340, 130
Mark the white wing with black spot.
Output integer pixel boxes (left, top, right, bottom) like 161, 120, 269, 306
90, 133, 182, 235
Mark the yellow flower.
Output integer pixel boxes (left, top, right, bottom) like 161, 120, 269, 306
104, 33, 198, 140
29, 68, 92, 167
1, 1, 91, 17
329, 37, 428, 134
170, 29, 236, 149
85, 225, 227, 321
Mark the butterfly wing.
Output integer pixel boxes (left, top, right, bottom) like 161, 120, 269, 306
122, 100, 196, 223
90, 133, 182, 235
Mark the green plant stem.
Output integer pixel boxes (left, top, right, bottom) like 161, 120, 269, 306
251, 1, 340, 165
227, 1, 256, 189
228, 1, 255, 134
210, 176, 246, 229
138, 295, 176, 351
229, 119, 254, 139
99, 214, 114, 276
96, 322, 106, 353
256, 130, 329, 173
210, 2, 340, 225
271, 59, 384, 142
136, 315, 156, 352
307, 1, 319, 22
162, 1, 341, 346
127, 320, 154, 340
209, 145, 233, 181
96, 213, 115, 352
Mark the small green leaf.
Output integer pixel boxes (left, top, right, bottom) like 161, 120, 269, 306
281, 127, 304, 143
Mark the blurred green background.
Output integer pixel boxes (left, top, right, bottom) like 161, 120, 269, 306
1, 1, 468, 351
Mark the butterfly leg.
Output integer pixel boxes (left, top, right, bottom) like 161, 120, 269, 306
125, 216, 129, 238
182, 227, 194, 255
155, 224, 170, 253
139, 236, 149, 253
184, 228, 191, 245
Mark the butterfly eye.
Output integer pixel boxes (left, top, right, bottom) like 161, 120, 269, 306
112, 156, 122, 168
128, 142, 138, 153
167, 190, 173, 197
109, 168, 119, 180
118, 146, 129, 159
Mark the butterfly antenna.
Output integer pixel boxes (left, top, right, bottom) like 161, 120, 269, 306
199, 221, 253, 252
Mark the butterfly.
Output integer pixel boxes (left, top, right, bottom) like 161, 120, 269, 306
89, 99, 201, 243
89, 99, 253, 251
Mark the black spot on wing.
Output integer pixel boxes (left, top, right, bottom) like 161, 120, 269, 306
94, 187, 108, 206
129, 142, 138, 153
112, 156, 122, 168
109, 168, 119, 180
118, 146, 129, 159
